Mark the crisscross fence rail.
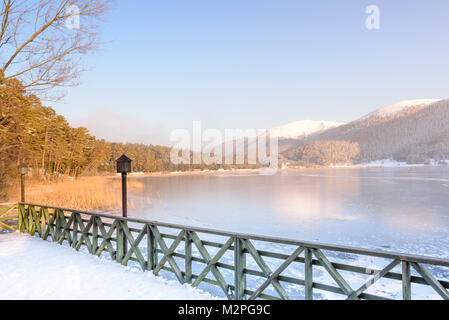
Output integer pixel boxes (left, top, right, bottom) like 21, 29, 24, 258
0, 203, 18, 232
10, 202, 449, 300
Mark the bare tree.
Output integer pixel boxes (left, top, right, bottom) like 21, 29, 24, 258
0, 0, 110, 99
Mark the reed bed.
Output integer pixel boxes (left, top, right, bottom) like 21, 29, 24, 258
25, 176, 147, 212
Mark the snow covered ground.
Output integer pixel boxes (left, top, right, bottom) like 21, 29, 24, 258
1, 230, 446, 300
348, 159, 424, 168
0, 232, 217, 300
334, 158, 449, 168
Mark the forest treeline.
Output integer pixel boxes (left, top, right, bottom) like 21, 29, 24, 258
283, 141, 360, 166
0, 79, 165, 178
0, 79, 258, 199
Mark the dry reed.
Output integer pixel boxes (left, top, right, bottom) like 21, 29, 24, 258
24, 176, 147, 212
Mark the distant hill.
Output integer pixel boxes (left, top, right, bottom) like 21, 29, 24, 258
267, 120, 344, 153
222, 120, 343, 155
269, 120, 344, 139
282, 99, 449, 165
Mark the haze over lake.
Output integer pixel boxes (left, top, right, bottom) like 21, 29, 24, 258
128, 167, 449, 258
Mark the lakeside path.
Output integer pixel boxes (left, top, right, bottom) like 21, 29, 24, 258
0, 232, 217, 300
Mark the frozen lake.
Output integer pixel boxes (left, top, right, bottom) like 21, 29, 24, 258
127, 167, 449, 258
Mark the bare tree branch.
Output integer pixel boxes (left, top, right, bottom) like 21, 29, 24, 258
0, 0, 111, 99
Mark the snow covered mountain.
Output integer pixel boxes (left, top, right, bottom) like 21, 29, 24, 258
360, 99, 443, 120
269, 120, 344, 139
285, 99, 449, 164
224, 98, 449, 165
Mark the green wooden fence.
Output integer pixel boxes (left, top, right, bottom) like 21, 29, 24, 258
12, 202, 449, 300
0, 203, 18, 231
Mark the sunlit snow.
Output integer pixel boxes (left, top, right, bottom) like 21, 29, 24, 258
0, 232, 217, 300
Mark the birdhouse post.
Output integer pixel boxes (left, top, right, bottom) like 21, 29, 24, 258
116, 155, 132, 258
116, 154, 132, 218
18, 163, 29, 203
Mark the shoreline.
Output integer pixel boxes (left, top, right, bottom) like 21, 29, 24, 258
32, 160, 447, 182
122, 163, 448, 179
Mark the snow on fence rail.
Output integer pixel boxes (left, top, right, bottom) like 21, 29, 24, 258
7, 202, 449, 300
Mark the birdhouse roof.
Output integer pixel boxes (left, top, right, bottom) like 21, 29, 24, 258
117, 154, 132, 163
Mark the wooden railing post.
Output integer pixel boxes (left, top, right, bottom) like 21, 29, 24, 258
185, 230, 193, 284
116, 221, 124, 263
146, 224, 157, 271
60, 210, 67, 243
56, 209, 65, 243
91, 217, 98, 254
18, 203, 26, 233
41, 207, 49, 240
55, 209, 62, 242
402, 261, 411, 300
72, 213, 78, 248
305, 248, 313, 300
234, 237, 246, 300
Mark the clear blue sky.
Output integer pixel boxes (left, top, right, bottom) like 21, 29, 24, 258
53, 0, 449, 145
